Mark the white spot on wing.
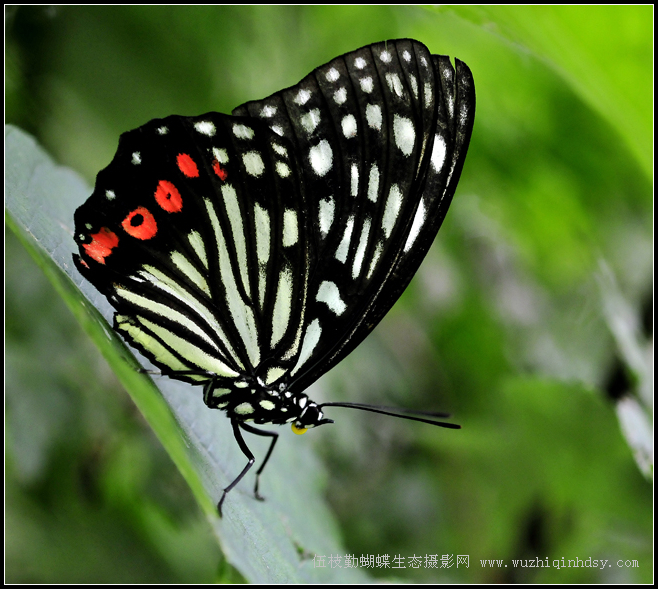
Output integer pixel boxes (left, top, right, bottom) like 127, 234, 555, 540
354, 56, 367, 69
326, 67, 340, 82
335, 215, 354, 263
316, 281, 347, 315
366, 104, 382, 131
382, 184, 402, 239
294, 88, 311, 105
105, 190, 116, 200
319, 197, 334, 237
282, 209, 298, 247
394, 115, 415, 156
341, 114, 357, 138
424, 82, 433, 109
460, 101, 470, 126
132, 152, 141, 165
309, 140, 333, 176
301, 108, 321, 134
235, 402, 254, 415
360, 77, 374, 93
380, 50, 392, 63
334, 87, 347, 105
431, 134, 447, 173
409, 74, 418, 99
404, 198, 426, 252
195, 121, 216, 136
352, 218, 371, 279
366, 241, 383, 279
242, 151, 265, 176
271, 143, 287, 157
385, 72, 403, 97
213, 147, 228, 164
402, 50, 411, 62
261, 105, 277, 117
351, 164, 359, 197
367, 165, 379, 202
276, 161, 291, 178
233, 124, 254, 140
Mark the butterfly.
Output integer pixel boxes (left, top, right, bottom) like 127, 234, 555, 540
73, 39, 475, 516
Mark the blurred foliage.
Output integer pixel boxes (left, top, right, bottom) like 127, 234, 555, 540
5, 5, 652, 583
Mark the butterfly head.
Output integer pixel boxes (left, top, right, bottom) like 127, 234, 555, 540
290, 397, 334, 435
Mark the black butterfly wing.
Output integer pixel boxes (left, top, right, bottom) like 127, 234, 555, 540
233, 39, 475, 394
73, 113, 311, 389
326, 56, 476, 375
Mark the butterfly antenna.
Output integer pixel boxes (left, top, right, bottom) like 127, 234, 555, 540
319, 402, 461, 429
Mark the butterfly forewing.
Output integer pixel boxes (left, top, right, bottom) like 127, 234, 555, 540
74, 113, 311, 388
233, 40, 474, 393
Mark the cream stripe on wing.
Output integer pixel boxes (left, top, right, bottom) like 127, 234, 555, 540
137, 316, 239, 377
187, 230, 208, 269
115, 315, 206, 382
205, 198, 260, 367
290, 318, 322, 376
170, 251, 210, 295
114, 284, 222, 354
254, 203, 270, 309
352, 219, 371, 279
138, 265, 242, 368
271, 265, 293, 348
221, 184, 251, 299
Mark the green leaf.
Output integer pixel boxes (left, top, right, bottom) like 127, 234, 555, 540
447, 5, 652, 179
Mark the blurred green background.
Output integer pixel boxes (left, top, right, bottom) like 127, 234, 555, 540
5, 5, 652, 583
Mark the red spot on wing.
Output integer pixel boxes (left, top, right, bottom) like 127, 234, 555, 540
122, 207, 158, 240
213, 160, 228, 181
177, 153, 199, 178
154, 180, 183, 212
83, 227, 119, 264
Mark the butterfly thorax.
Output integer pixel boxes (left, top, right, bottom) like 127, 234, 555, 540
202, 374, 331, 430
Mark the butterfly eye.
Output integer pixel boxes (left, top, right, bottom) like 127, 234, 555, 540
73, 39, 475, 517
300, 404, 320, 426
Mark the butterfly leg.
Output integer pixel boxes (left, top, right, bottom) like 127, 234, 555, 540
238, 422, 279, 501
217, 417, 257, 517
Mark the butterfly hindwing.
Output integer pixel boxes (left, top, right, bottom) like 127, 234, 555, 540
329, 55, 476, 375
233, 40, 475, 393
